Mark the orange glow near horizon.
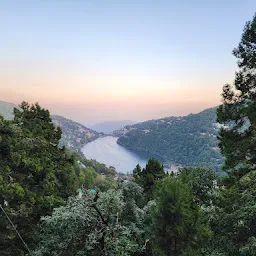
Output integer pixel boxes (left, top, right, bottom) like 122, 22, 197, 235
0, 70, 225, 125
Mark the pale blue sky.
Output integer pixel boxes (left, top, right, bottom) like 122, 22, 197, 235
0, 1, 255, 124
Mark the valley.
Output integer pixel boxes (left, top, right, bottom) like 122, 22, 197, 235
0, 100, 224, 174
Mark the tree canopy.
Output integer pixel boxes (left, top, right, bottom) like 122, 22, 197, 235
0, 102, 112, 255
133, 158, 166, 201
213, 13, 256, 256
217, 14, 256, 181
149, 177, 211, 256
35, 182, 147, 256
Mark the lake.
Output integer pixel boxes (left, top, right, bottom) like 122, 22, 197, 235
81, 136, 148, 173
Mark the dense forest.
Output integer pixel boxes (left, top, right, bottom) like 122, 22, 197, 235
0, 12, 256, 256
116, 107, 224, 173
0, 102, 120, 255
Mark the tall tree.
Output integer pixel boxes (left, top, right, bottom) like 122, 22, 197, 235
133, 158, 166, 201
0, 103, 80, 255
14, 101, 62, 145
149, 177, 211, 256
217, 13, 256, 182
213, 13, 256, 255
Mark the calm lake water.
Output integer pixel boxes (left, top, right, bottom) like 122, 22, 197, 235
81, 136, 148, 173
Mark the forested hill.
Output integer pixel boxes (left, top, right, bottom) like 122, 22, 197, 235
116, 107, 224, 173
52, 115, 103, 150
0, 100, 102, 151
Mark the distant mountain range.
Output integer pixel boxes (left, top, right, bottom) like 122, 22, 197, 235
114, 107, 224, 173
90, 120, 136, 134
0, 100, 102, 151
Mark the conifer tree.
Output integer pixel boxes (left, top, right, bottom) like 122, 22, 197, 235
149, 177, 211, 256
133, 158, 166, 201
217, 13, 256, 182
0, 103, 80, 255
213, 13, 256, 255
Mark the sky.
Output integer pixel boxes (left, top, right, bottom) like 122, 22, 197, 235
0, 1, 256, 125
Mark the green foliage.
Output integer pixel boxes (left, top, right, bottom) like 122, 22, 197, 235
78, 167, 96, 189
119, 180, 144, 225
52, 115, 102, 152
177, 167, 217, 206
35, 181, 147, 256
118, 107, 223, 173
13, 101, 62, 144
77, 153, 117, 176
208, 171, 256, 256
133, 158, 166, 201
213, 13, 256, 255
149, 177, 211, 256
94, 175, 118, 192
217, 13, 256, 180
0, 103, 100, 255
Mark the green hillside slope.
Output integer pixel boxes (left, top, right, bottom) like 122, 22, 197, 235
117, 107, 223, 173
52, 115, 103, 151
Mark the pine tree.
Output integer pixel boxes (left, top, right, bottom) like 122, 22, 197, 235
213, 13, 256, 256
133, 158, 166, 201
149, 177, 211, 256
217, 13, 256, 182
